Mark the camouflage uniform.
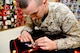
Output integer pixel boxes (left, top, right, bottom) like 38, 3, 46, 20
22, 2, 80, 50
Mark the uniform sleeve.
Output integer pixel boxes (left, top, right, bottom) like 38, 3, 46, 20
21, 15, 34, 33
54, 3, 80, 50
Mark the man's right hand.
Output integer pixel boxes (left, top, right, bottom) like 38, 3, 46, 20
18, 31, 34, 44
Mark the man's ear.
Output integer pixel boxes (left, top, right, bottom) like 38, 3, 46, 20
43, 0, 47, 4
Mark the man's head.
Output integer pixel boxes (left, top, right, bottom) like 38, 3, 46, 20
19, 0, 48, 20
19, 0, 43, 9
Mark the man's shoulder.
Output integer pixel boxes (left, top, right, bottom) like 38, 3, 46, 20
48, 2, 69, 12
48, 2, 64, 6
48, 2, 67, 8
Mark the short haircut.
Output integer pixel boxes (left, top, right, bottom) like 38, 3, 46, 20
18, 0, 29, 9
18, 0, 43, 9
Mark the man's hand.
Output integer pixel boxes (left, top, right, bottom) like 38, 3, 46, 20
35, 36, 58, 51
18, 31, 34, 44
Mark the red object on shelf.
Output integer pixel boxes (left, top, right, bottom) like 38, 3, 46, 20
1, 10, 8, 16
17, 15, 24, 18
4, 4, 10, 11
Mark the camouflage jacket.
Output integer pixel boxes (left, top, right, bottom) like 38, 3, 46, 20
22, 2, 80, 50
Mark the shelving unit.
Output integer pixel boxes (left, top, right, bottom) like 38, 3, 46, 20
0, 0, 27, 31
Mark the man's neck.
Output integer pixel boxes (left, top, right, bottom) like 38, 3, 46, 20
42, 4, 49, 22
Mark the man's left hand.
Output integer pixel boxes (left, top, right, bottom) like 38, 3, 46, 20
35, 36, 58, 51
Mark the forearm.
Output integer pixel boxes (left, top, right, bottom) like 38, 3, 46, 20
21, 15, 33, 33
21, 26, 33, 33
55, 36, 80, 50
55, 21, 80, 50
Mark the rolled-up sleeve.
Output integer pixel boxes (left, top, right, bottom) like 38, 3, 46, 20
21, 15, 34, 33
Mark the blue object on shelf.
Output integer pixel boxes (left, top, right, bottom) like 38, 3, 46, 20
64, 2, 68, 6
68, 3, 72, 7
77, 7, 80, 13
74, 3, 78, 7
77, 16, 80, 19
72, 9, 76, 13
73, 1, 78, 10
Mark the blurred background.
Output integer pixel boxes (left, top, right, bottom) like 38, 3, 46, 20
0, 0, 80, 53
